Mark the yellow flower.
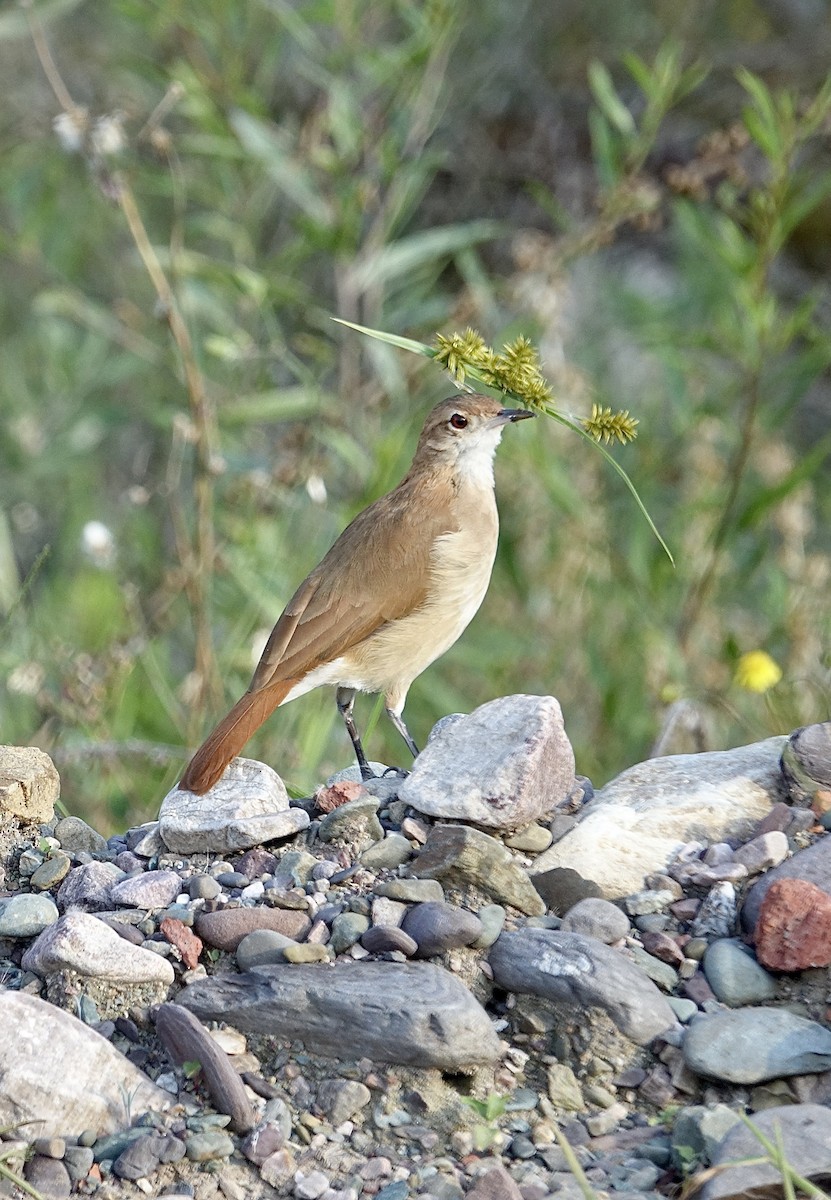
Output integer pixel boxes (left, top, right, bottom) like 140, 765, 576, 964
734, 650, 782, 693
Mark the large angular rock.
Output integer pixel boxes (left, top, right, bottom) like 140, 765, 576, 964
489, 927, 677, 1046
532, 738, 786, 899
400, 695, 575, 829
0, 992, 169, 1137
177, 961, 501, 1070
699, 1104, 831, 1200
22, 910, 175, 985
411, 824, 545, 916
0, 746, 60, 823
160, 757, 309, 853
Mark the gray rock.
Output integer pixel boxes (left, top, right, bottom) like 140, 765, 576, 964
56, 860, 125, 912
316, 1079, 372, 1125
560, 898, 629, 944
178, 961, 502, 1069
505, 822, 554, 853
62, 1145, 95, 1183
22, 910, 175, 984
375, 879, 445, 904
472, 904, 506, 949
29, 853, 72, 891
532, 738, 786, 899
155, 1003, 255, 1132
361, 925, 418, 955
112, 1135, 166, 1180
699, 1104, 831, 1200
401, 901, 483, 957
489, 928, 677, 1045
360, 833, 413, 870
0, 892, 59, 938
185, 1131, 235, 1161
399, 695, 574, 829
531, 867, 602, 915
411, 824, 545, 916
0, 745, 60, 822
160, 757, 309, 853
110, 869, 182, 910
0, 992, 169, 1137
684, 1008, 831, 1083
781, 723, 831, 804
732, 830, 788, 875
625, 943, 678, 992
317, 797, 383, 847
703, 939, 778, 1006
54, 815, 108, 855
690, 882, 738, 939
741, 835, 831, 933
236, 929, 298, 970
671, 1104, 743, 1171
126, 822, 165, 858
329, 912, 370, 954
23, 1155, 71, 1198
195, 906, 311, 952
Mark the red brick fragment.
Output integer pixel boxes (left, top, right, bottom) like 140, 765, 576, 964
315, 780, 365, 813
160, 916, 203, 970
754, 877, 831, 972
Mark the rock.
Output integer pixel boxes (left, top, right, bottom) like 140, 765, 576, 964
361, 925, 418, 955
411, 824, 545, 916
53, 815, 108, 855
185, 1131, 235, 1161
531, 738, 786, 899
112, 1135, 166, 1180
401, 901, 483, 957
0, 992, 169, 1137
160, 916, 203, 969
531, 867, 603, 914
283, 943, 331, 963
56, 861, 125, 912
272, 850, 318, 888
625, 943, 678, 992
160, 757, 309, 852
188, 873, 222, 900
29, 853, 72, 890
110, 869, 183, 909
466, 1164, 524, 1199
155, 1003, 255, 1132
742, 836, 831, 932
0, 746, 60, 822
374, 879, 445, 904
699, 1104, 831, 1200
177, 961, 502, 1069
360, 833, 413, 870
560, 897, 629, 943
23, 1155, 72, 1198
236, 928, 298, 969
0, 892, 59, 938
62, 1145, 94, 1183
195, 906, 311, 951
671, 1104, 743, 1171
702, 939, 778, 1005
329, 913, 370, 955
472, 904, 506, 949
399, 695, 574, 829
23, 910, 175, 984
125, 822, 166, 858
546, 1063, 584, 1111
684, 1008, 831, 1083
489, 928, 677, 1045
781, 722, 831, 804
753, 878, 831, 971
731, 830, 788, 875
505, 822, 553, 852
690, 882, 738, 939
317, 797, 383, 847
316, 1079, 372, 1125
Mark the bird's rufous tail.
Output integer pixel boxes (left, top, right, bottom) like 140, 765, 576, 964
179, 679, 296, 794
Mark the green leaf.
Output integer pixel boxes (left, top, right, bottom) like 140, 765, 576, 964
331, 318, 436, 357
588, 61, 636, 136
347, 221, 506, 291
182, 1060, 202, 1079
229, 109, 333, 227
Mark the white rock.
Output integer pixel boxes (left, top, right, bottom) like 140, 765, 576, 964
0, 745, 60, 822
0, 991, 169, 1137
22, 910, 175, 984
159, 757, 309, 853
532, 738, 786, 900
399, 695, 575, 829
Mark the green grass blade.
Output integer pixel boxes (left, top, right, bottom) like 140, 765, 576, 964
331, 318, 436, 357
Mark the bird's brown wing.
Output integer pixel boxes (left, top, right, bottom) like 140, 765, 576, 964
248, 472, 456, 691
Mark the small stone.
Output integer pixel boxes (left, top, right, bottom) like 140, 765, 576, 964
329, 912, 370, 955
754, 878, 831, 971
294, 1169, 330, 1199
413, 824, 545, 916
466, 1164, 523, 1200
703, 938, 778, 1005
54, 816, 108, 855
361, 926, 417, 956
0, 893, 59, 938
585, 1101, 627, 1136
315, 780, 366, 812
472, 904, 506, 949
530, 867, 603, 915
110, 870, 184, 910
196, 907, 311, 952
698, 1103, 831, 1200
236, 929, 298, 970
400, 902, 483, 957
62, 1145, 94, 1183
374, 879, 444, 903
112, 1135, 165, 1180
260, 1148, 296, 1188
733, 830, 789, 875
185, 1131, 235, 1161
546, 1063, 583, 1110
160, 916, 203, 969
272, 851, 318, 888
360, 833, 413, 871
283, 943, 332, 963
505, 823, 553, 853
125, 822, 165, 858
241, 1121, 287, 1166
640, 930, 685, 966
560, 897, 629, 943
23, 1155, 71, 1198
318, 797, 382, 848
216, 870, 249, 889
690, 882, 737, 939
29, 854, 72, 891
317, 1079, 371, 1125
625, 943, 678, 991
668, 997, 698, 1023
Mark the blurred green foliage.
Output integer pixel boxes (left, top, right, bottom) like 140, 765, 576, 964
1, 0, 830, 831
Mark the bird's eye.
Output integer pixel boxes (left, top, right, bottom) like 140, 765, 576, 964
449, 413, 468, 430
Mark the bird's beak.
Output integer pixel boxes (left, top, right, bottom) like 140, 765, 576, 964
497, 408, 535, 423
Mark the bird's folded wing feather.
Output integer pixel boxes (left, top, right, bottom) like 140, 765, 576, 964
247, 476, 457, 693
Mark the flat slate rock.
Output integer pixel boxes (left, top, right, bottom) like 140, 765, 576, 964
411, 824, 545, 916
155, 1003, 255, 1132
0, 992, 170, 1137
489, 927, 677, 1046
683, 1007, 831, 1083
177, 961, 502, 1069
699, 1103, 831, 1200
399, 694, 575, 829
160, 757, 309, 853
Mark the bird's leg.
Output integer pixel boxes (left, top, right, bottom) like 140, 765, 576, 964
385, 705, 420, 760
336, 687, 374, 780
